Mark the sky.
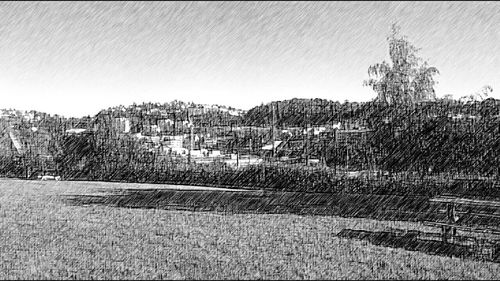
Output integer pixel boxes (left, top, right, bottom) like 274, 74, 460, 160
0, 1, 499, 117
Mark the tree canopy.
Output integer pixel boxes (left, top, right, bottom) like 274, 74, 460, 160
364, 24, 440, 105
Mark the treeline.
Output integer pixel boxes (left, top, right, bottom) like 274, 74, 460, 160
244, 97, 500, 177
4, 151, 497, 198
243, 98, 370, 127
242, 97, 500, 128
367, 98, 500, 176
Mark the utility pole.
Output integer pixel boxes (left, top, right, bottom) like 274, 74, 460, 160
334, 127, 338, 175
187, 109, 193, 165
172, 112, 176, 136
271, 103, 276, 161
346, 145, 349, 173
236, 131, 239, 169
304, 102, 310, 166
190, 123, 194, 153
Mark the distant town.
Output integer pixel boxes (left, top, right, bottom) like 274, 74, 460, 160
2, 95, 500, 188
0, 99, 370, 178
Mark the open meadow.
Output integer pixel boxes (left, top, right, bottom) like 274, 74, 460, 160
0, 178, 499, 279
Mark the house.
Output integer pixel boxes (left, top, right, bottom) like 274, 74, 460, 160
111, 117, 130, 133
162, 135, 184, 149
65, 128, 87, 134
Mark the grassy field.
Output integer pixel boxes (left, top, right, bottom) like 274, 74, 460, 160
0, 179, 499, 279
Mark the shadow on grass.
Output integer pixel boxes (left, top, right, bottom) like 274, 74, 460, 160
337, 228, 500, 263
61, 188, 439, 220
61, 188, 500, 230
60, 188, 500, 263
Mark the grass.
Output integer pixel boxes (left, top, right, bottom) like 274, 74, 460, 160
0, 179, 499, 279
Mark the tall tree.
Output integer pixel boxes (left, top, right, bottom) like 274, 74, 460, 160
364, 24, 440, 105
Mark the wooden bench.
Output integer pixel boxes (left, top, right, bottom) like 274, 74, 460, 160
425, 195, 500, 243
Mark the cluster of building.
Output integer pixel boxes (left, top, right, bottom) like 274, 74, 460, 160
1, 103, 373, 173
63, 110, 373, 169
3, 100, 500, 180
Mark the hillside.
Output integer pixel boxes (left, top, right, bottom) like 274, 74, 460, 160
242, 97, 500, 128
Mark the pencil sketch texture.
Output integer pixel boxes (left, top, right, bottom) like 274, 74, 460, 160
0, 1, 500, 279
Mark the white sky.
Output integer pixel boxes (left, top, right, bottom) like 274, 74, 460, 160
0, 2, 499, 117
